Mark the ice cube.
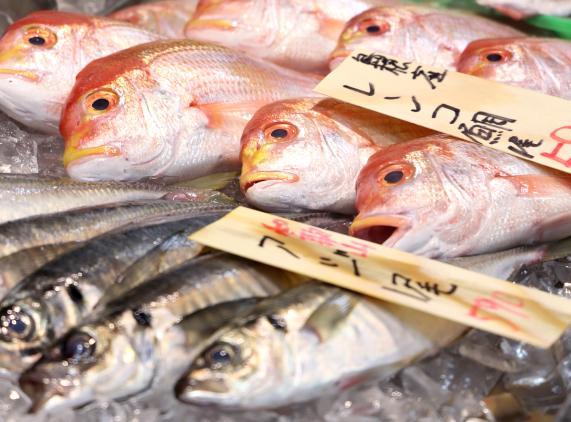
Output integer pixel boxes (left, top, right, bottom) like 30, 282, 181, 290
0, 379, 31, 419
0, 113, 38, 174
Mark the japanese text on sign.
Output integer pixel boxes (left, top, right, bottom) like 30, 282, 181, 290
190, 207, 571, 348
316, 50, 571, 174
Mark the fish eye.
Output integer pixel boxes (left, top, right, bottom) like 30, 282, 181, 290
0, 305, 35, 342
378, 163, 414, 187
204, 342, 238, 369
61, 331, 96, 362
84, 89, 119, 115
358, 19, 389, 36
263, 122, 298, 143
480, 48, 512, 64
23, 27, 57, 48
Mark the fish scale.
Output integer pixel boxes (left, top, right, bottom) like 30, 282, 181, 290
20, 254, 300, 412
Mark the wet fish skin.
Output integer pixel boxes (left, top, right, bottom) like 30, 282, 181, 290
176, 281, 464, 409
240, 98, 432, 214
110, 0, 198, 38
457, 37, 571, 100
476, 0, 571, 19
185, 0, 399, 73
330, 5, 523, 70
0, 195, 234, 258
351, 135, 571, 258
0, 221, 197, 372
0, 10, 161, 133
0, 243, 81, 301
20, 255, 300, 412
0, 174, 228, 225
61, 40, 322, 182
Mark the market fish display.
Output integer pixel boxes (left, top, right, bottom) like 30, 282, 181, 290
0, 196, 233, 259
61, 40, 322, 182
0, 174, 220, 225
457, 37, 571, 100
240, 98, 431, 214
351, 135, 571, 258
176, 282, 464, 409
329, 5, 523, 70
185, 0, 400, 73
476, 0, 571, 19
0, 221, 194, 372
0, 11, 161, 133
20, 255, 299, 412
110, 0, 198, 38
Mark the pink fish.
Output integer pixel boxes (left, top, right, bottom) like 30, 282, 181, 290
351, 135, 571, 258
330, 5, 523, 70
0, 11, 161, 134
185, 0, 400, 73
61, 40, 321, 181
457, 37, 571, 100
240, 98, 431, 213
110, 0, 199, 38
476, 0, 571, 19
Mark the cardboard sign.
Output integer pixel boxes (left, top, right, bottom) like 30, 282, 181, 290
190, 207, 571, 348
315, 50, 571, 175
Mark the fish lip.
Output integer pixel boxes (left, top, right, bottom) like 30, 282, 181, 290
240, 171, 299, 192
63, 145, 122, 168
0, 68, 39, 82
349, 215, 410, 247
329, 49, 351, 60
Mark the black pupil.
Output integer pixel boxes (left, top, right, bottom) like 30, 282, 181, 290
63, 333, 94, 360
366, 25, 381, 34
92, 98, 110, 111
9, 318, 27, 334
486, 53, 503, 62
270, 128, 288, 139
28, 36, 45, 46
384, 170, 404, 184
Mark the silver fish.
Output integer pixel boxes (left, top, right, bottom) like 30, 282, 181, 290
0, 243, 81, 300
19, 254, 300, 412
0, 174, 218, 224
176, 281, 465, 409
0, 221, 196, 372
0, 194, 234, 259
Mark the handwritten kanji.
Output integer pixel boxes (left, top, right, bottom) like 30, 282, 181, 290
411, 65, 447, 89
262, 218, 291, 236
508, 136, 544, 159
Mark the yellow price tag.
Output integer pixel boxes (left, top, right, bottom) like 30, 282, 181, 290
190, 207, 571, 348
315, 50, 571, 174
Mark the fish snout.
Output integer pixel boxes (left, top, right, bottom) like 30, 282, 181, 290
239, 171, 299, 192
349, 215, 409, 246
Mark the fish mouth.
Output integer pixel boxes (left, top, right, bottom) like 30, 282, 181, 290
330, 49, 351, 60
19, 371, 59, 413
185, 18, 237, 31
240, 171, 299, 192
0, 68, 39, 82
63, 145, 122, 167
349, 215, 409, 246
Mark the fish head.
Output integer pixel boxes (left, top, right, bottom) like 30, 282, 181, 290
0, 11, 92, 133
20, 313, 150, 413
351, 136, 458, 256
0, 298, 50, 370
240, 98, 377, 214
330, 6, 412, 70
177, 313, 286, 409
61, 46, 181, 181
185, 0, 288, 50
457, 38, 528, 85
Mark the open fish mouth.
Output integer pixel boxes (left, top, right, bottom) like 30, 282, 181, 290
0, 68, 39, 82
240, 171, 299, 192
349, 215, 409, 246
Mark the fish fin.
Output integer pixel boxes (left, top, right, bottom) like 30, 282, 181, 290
195, 101, 268, 129
543, 236, 571, 262
302, 291, 359, 342
175, 171, 239, 190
